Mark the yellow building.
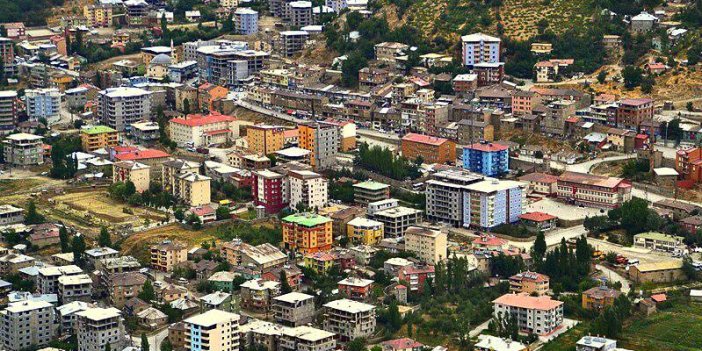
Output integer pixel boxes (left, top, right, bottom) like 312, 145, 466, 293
246, 124, 285, 155
113, 161, 150, 193
150, 241, 188, 272
282, 213, 333, 254
404, 226, 447, 264
346, 217, 384, 245
174, 172, 211, 207
303, 251, 336, 274
81, 125, 119, 152
581, 286, 622, 311
83, 4, 113, 28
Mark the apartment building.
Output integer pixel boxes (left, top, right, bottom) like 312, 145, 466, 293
162, 158, 199, 191
398, 264, 435, 293
279, 326, 336, 351
367, 199, 423, 238
280, 31, 310, 57
323, 299, 376, 342
272, 292, 315, 326
282, 213, 333, 254
509, 271, 549, 296
404, 226, 447, 264
400, 133, 456, 165
461, 32, 501, 68
2, 133, 44, 166
58, 274, 93, 303
337, 277, 374, 300
0, 301, 57, 351
347, 217, 384, 245
352, 181, 390, 205
424, 169, 482, 227
150, 241, 188, 272
196, 42, 249, 85
675, 147, 702, 183
289, 169, 328, 211
556, 171, 632, 209
107, 272, 146, 308
456, 119, 495, 144
252, 169, 288, 214
98, 87, 152, 131
633, 232, 685, 253
298, 122, 339, 170
374, 42, 409, 63
492, 293, 563, 336
246, 124, 286, 155
25, 88, 61, 124
184, 309, 240, 351
464, 179, 526, 229
83, 4, 113, 27
81, 125, 119, 152
0, 91, 18, 134
168, 112, 238, 147
518, 172, 559, 196
240, 279, 281, 311
234, 8, 259, 35
462, 142, 509, 177
288, 1, 313, 27
113, 161, 150, 193
615, 98, 654, 130
96, 256, 141, 276
173, 172, 212, 207
84, 247, 119, 268
0, 253, 35, 275
0, 38, 16, 77
75, 307, 128, 351
221, 242, 287, 270
0, 205, 23, 225
37, 265, 83, 294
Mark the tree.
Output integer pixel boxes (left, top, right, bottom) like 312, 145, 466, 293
532, 232, 547, 262
141, 333, 149, 351
622, 65, 643, 89
216, 206, 231, 220
347, 338, 367, 351
597, 70, 607, 84
160, 14, 169, 37
183, 98, 191, 114
24, 200, 45, 224
687, 101, 695, 112
174, 208, 185, 221
341, 51, 368, 88
280, 270, 292, 294
139, 280, 156, 302
72, 235, 86, 268
160, 339, 173, 351
385, 300, 402, 332
222, 13, 234, 33
124, 181, 137, 197
98, 226, 112, 248
105, 343, 111, 351
537, 18, 549, 35
59, 225, 70, 253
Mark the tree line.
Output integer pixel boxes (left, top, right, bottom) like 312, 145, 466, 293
355, 142, 421, 180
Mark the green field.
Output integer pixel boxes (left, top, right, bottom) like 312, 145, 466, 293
618, 301, 702, 351
539, 322, 590, 351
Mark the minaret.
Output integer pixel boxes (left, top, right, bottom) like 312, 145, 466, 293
170, 39, 175, 62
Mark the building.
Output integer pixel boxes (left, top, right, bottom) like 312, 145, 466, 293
200, 291, 233, 312
456, 119, 494, 144
251, 169, 288, 214
401, 133, 456, 165
347, 217, 384, 245
581, 286, 622, 311
509, 271, 549, 296
462, 142, 509, 176
0, 91, 18, 134
75, 307, 128, 351
57, 274, 92, 303
518, 172, 558, 196
397, 264, 435, 293
282, 213, 333, 254
298, 122, 339, 170
247, 125, 286, 155
184, 310, 240, 351
353, 181, 390, 205
633, 232, 685, 253
98, 87, 152, 131
0, 205, 23, 225
323, 299, 376, 342
37, 265, 83, 294
150, 241, 188, 272
556, 172, 632, 208
629, 260, 685, 284
279, 326, 336, 351
234, 8, 259, 35
374, 42, 409, 63
0, 38, 16, 77
519, 212, 558, 233
280, 31, 309, 57
113, 161, 150, 193
25, 88, 61, 124
3, 133, 44, 166
289, 170, 328, 211
461, 32, 501, 68
404, 226, 447, 264
492, 293, 563, 335
240, 279, 281, 311
288, 1, 313, 27
221, 242, 287, 270
631, 11, 658, 33
367, 199, 423, 238
81, 125, 119, 152
130, 121, 160, 142
337, 277, 373, 301
0, 301, 57, 351
171, 172, 212, 207
168, 112, 238, 148
615, 98, 654, 130
83, 4, 113, 27
575, 336, 618, 351
107, 272, 146, 308
474, 335, 527, 351
675, 147, 702, 183
272, 292, 315, 326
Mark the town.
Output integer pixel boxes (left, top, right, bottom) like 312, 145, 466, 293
0, 0, 702, 350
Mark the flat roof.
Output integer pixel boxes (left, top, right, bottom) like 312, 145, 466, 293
493, 293, 563, 311
282, 213, 332, 227
75, 307, 121, 321
185, 309, 239, 327
353, 180, 390, 191
464, 179, 524, 193
324, 298, 375, 313
6, 300, 53, 313
273, 292, 314, 304
81, 125, 117, 135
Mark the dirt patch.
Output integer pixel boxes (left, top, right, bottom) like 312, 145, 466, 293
120, 223, 219, 262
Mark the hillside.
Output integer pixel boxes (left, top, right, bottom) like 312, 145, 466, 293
499, 0, 596, 40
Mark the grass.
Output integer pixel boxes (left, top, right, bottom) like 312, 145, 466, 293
500, 0, 595, 40
539, 322, 590, 351
120, 223, 221, 262
618, 300, 702, 351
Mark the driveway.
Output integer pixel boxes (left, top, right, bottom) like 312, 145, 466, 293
596, 264, 631, 294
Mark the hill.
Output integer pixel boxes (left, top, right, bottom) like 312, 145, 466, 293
499, 0, 596, 40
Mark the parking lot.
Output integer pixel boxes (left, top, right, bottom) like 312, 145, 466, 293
526, 197, 606, 221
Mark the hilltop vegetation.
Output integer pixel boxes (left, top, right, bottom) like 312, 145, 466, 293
0, 0, 65, 26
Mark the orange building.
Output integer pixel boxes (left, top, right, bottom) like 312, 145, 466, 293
676, 147, 702, 183
298, 122, 339, 170
401, 133, 456, 165
246, 124, 285, 155
198, 83, 229, 111
282, 213, 333, 254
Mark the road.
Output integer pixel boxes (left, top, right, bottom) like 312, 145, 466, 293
506, 225, 588, 251
130, 327, 169, 351
596, 264, 631, 294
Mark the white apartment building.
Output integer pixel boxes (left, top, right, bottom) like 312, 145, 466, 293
168, 113, 239, 148
97, 87, 152, 131
492, 293, 564, 336
3, 133, 44, 166
184, 309, 240, 351
75, 307, 129, 351
289, 169, 328, 211
279, 326, 336, 351
272, 292, 316, 326
37, 265, 83, 294
461, 32, 501, 68
323, 299, 376, 342
0, 300, 57, 351
234, 8, 259, 35
0, 204, 24, 225
25, 88, 61, 124
58, 273, 93, 303
404, 226, 447, 264
367, 199, 423, 238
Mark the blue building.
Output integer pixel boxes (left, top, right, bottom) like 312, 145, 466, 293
462, 142, 509, 176
25, 88, 61, 124
234, 8, 259, 35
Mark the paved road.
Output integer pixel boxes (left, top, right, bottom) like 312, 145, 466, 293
551, 154, 636, 173
596, 264, 631, 294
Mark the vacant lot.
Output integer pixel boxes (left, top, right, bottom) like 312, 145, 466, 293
618, 301, 702, 351
539, 322, 590, 351
120, 223, 220, 262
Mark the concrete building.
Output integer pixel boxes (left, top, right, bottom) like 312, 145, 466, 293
252, 169, 288, 214
288, 1, 313, 27
130, 121, 160, 142
298, 122, 339, 170
168, 60, 198, 83
615, 98, 654, 130
0, 38, 16, 77
628, 260, 685, 284
509, 271, 549, 296
184, 310, 240, 351
234, 8, 259, 35
474, 335, 527, 351
113, 161, 151, 193
518, 172, 558, 196
631, 11, 658, 34
272, 292, 315, 326
556, 172, 632, 209
279, 326, 336, 351
352, 181, 390, 205
463, 142, 509, 177
246, 124, 286, 155
337, 277, 374, 300
37, 265, 83, 294
57, 274, 93, 303
98, 87, 152, 131
347, 217, 384, 245
195, 41, 249, 85
575, 336, 618, 351
289, 169, 328, 211
3, 133, 44, 166
282, 213, 333, 254
75, 307, 128, 351
169, 112, 238, 147
240, 279, 281, 311
463, 178, 525, 229
25, 88, 61, 124
0, 205, 24, 225
374, 42, 408, 63
492, 293, 563, 335
424, 169, 482, 227
404, 226, 447, 264
401, 133, 456, 165
323, 299, 376, 342
581, 286, 622, 311
150, 241, 188, 272
675, 147, 702, 184
633, 232, 685, 253
81, 125, 119, 152
83, 4, 113, 27
172, 172, 212, 207
0, 301, 57, 351
0, 91, 18, 134
367, 199, 423, 238
280, 31, 309, 57
461, 32, 501, 68
107, 272, 146, 308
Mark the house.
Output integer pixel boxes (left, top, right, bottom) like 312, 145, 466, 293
272, 292, 315, 326
322, 299, 376, 342
397, 264, 434, 293
681, 215, 702, 233
629, 260, 685, 284
137, 307, 168, 329
189, 205, 217, 223
208, 271, 237, 292
582, 286, 621, 311
472, 235, 508, 251
519, 212, 558, 232
474, 335, 527, 351
380, 338, 424, 351
631, 11, 658, 33
200, 291, 233, 312
518, 172, 558, 196
509, 271, 549, 296
337, 277, 373, 300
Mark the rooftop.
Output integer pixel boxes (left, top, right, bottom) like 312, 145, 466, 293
75, 307, 121, 321
353, 180, 390, 191
282, 213, 332, 227
519, 212, 557, 222
401, 132, 450, 146
466, 142, 509, 152
558, 171, 626, 189
185, 309, 239, 327
273, 292, 314, 304
493, 293, 563, 311
324, 298, 375, 313
81, 125, 117, 135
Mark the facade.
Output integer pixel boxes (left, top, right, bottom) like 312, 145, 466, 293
462, 142, 509, 176
234, 8, 259, 35
184, 310, 240, 351
556, 171, 632, 209
252, 169, 288, 214
0, 301, 57, 351
401, 133, 456, 165
581, 286, 622, 311
150, 241, 188, 272
83, 4, 113, 27
98, 87, 152, 131
25, 88, 61, 124
374, 42, 409, 62
509, 271, 549, 296
298, 122, 339, 170
492, 293, 563, 335
240, 279, 281, 311
675, 147, 702, 183
172, 172, 212, 207
81, 125, 119, 152
288, 1, 313, 27
272, 292, 315, 326
323, 299, 376, 342
519, 212, 558, 232
0, 91, 18, 134
633, 232, 685, 252
0, 38, 16, 77
246, 124, 286, 155
337, 277, 373, 300
289, 169, 328, 211
0, 205, 23, 225
461, 32, 501, 68
37, 265, 83, 294
398, 265, 435, 293
282, 213, 333, 254
75, 307, 128, 351
280, 31, 310, 57
367, 199, 423, 238
404, 226, 447, 264
169, 112, 238, 148
107, 272, 146, 308
58, 274, 93, 303
3, 133, 44, 166
629, 261, 685, 284
615, 98, 654, 130
518, 172, 558, 196
352, 181, 390, 205
279, 326, 336, 351
347, 217, 384, 245
113, 161, 150, 193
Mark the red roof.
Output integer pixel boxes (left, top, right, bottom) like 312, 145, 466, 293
520, 212, 557, 222
190, 205, 215, 216
402, 133, 450, 146
565, 116, 580, 123
493, 293, 563, 310
171, 112, 236, 127
283, 129, 299, 138
381, 338, 424, 351
651, 293, 667, 303
472, 235, 508, 247
620, 98, 653, 106
635, 134, 649, 140
400, 265, 435, 275
467, 142, 509, 152
115, 149, 170, 161
112, 146, 139, 153
518, 172, 559, 184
